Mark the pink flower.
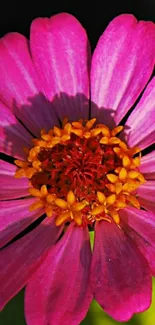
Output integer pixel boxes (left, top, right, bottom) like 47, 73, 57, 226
0, 12, 155, 325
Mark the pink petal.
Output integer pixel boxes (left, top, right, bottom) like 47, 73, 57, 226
0, 101, 32, 158
30, 13, 90, 121
91, 14, 155, 126
0, 160, 29, 200
137, 181, 155, 213
123, 224, 155, 277
0, 33, 58, 136
0, 197, 44, 248
25, 223, 92, 325
0, 218, 62, 310
119, 207, 155, 247
140, 151, 155, 180
90, 220, 152, 322
123, 77, 155, 149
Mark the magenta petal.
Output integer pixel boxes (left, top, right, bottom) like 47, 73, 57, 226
123, 77, 155, 149
0, 33, 58, 135
0, 198, 44, 248
123, 224, 155, 277
140, 151, 155, 180
119, 207, 155, 247
90, 221, 152, 322
25, 223, 92, 325
0, 101, 32, 158
0, 160, 29, 200
0, 218, 62, 310
30, 13, 90, 121
137, 181, 155, 213
91, 14, 155, 126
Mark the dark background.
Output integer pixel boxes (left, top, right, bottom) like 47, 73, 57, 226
1, 0, 155, 49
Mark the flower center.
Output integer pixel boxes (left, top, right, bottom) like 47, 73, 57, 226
14, 118, 145, 227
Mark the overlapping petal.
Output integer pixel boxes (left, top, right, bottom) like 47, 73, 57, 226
140, 151, 155, 180
0, 160, 29, 200
25, 223, 92, 325
30, 13, 90, 121
123, 77, 155, 149
0, 101, 32, 158
0, 32, 58, 135
0, 198, 43, 248
0, 218, 62, 310
119, 207, 155, 247
91, 14, 155, 126
90, 221, 152, 322
137, 181, 155, 213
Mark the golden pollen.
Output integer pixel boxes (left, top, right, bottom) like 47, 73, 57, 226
14, 117, 145, 227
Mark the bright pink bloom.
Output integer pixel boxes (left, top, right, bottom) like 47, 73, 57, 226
0, 13, 155, 325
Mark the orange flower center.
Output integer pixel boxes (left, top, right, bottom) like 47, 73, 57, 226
14, 118, 145, 227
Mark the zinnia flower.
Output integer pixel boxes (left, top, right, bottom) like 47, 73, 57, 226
0, 12, 155, 325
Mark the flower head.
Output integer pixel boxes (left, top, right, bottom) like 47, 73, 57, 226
0, 12, 155, 325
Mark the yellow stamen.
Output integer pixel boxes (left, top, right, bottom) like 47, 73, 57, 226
14, 160, 29, 168
72, 121, 83, 129
111, 126, 123, 137
46, 194, 56, 203
28, 188, 41, 197
40, 185, 48, 197
55, 198, 68, 209
53, 126, 62, 137
106, 194, 116, 205
45, 206, 53, 218
86, 118, 96, 130
106, 174, 118, 183
109, 209, 120, 224
41, 134, 52, 141
91, 205, 105, 215
122, 155, 131, 168
108, 137, 120, 145
127, 195, 140, 209
119, 167, 127, 181
71, 128, 83, 137
72, 202, 87, 211
115, 182, 122, 195
119, 141, 127, 151
101, 126, 110, 137
55, 211, 70, 226
91, 128, 102, 137
100, 136, 109, 144
64, 123, 72, 134
106, 184, 116, 193
97, 191, 106, 204
29, 201, 44, 211
128, 170, 139, 179
73, 212, 82, 225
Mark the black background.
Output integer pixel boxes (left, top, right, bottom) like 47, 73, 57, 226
1, 0, 155, 49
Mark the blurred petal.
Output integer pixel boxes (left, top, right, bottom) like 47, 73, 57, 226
123, 224, 155, 277
123, 77, 155, 149
0, 160, 29, 200
0, 198, 43, 248
0, 101, 32, 158
140, 151, 155, 180
91, 14, 155, 126
0, 32, 58, 135
30, 13, 90, 121
0, 218, 62, 310
119, 207, 155, 247
90, 221, 152, 322
25, 223, 92, 325
137, 181, 155, 213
